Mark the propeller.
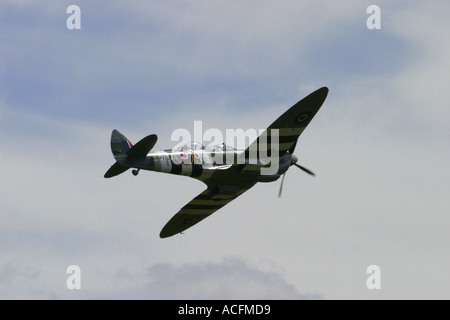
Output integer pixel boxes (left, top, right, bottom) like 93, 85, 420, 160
278, 173, 286, 198
289, 138, 315, 176
293, 163, 315, 176
277, 152, 315, 198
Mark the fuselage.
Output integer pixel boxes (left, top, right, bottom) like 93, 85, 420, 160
121, 146, 296, 183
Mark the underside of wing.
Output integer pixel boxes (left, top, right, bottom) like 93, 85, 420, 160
159, 182, 256, 238
245, 87, 329, 161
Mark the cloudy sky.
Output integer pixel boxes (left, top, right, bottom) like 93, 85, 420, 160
1, 0, 449, 299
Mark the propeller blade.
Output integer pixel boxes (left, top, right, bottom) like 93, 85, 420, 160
278, 173, 286, 198
294, 163, 315, 176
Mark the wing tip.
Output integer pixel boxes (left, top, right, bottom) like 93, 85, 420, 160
316, 86, 329, 97
159, 229, 175, 239
305, 86, 329, 107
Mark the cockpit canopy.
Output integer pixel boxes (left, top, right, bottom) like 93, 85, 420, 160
213, 143, 235, 151
180, 142, 235, 152
180, 142, 205, 151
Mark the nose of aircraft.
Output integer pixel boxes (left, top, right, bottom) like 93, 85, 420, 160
291, 154, 298, 165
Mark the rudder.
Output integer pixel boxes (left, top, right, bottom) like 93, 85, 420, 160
110, 129, 133, 163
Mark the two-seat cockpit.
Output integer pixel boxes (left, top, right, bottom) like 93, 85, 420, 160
179, 142, 235, 152
176, 142, 237, 167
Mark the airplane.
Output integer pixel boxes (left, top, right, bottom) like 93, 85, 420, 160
104, 87, 329, 238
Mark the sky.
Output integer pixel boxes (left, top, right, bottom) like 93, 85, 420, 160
1, 0, 449, 299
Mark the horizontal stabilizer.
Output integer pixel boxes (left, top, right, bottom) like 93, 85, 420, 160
126, 134, 157, 157
104, 161, 129, 178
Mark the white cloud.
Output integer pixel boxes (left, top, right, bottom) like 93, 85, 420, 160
103, 258, 321, 299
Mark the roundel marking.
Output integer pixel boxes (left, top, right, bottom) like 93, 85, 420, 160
296, 113, 308, 123
184, 217, 200, 225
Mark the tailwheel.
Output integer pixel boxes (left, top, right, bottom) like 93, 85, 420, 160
132, 169, 140, 176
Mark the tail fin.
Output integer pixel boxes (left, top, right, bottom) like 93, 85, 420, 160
110, 129, 133, 163
104, 129, 133, 178
104, 129, 158, 178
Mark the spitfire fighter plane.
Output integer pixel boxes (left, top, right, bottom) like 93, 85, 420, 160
105, 87, 329, 238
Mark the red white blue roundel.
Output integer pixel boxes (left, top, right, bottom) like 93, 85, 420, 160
296, 113, 308, 123
171, 149, 193, 165
179, 152, 188, 160
179, 152, 192, 165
